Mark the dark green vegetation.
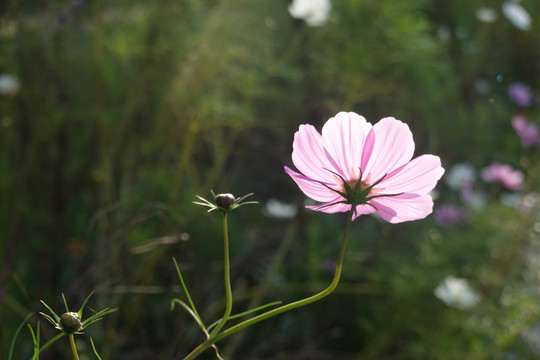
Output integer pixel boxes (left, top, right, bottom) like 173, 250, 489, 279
1, 0, 539, 358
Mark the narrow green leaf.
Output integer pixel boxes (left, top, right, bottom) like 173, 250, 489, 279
89, 337, 103, 360
172, 257, 203, 322
8, 313, 33, 360
171, 299, 208, 334
207, 301, 282, 332
27, 323, 40, 360
61, 293, 70, 313
35, 324, 40, 360
78, 292, 95, 317
81, 307, 117, 329
27, 324, 37, 359
40, 300, 60, 322
38, 333, 65, 354
38, 312, 58, 328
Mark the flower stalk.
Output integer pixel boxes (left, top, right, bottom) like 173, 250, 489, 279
68, 334, 80, 360
183, 208, 354, 360
209, 212, 233, 337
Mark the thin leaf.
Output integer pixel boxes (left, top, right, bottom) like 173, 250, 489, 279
77, 292, 95, 317
40, 300, 60, 322
192, 201, 211, 207
213, 345, 225, 360
89, 337, 103, 360
35, 324, 40, 360
27, 323, 40, 360
171, 299, 208, 334
38, 333, 65, 354
61, 293, 70, 313
235, 193, 254, 203
38, 312, 58, 329
207, 301, 282, 332
81, 317, 103, 330
172, 257, 203, 322
27, 324, 37, 359
8, 313, 33, 360
81, 308, 118, 330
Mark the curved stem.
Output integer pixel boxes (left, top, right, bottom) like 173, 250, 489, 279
68, 334, 80, 360
183, 209, 354, 360
209, 212, 233, 337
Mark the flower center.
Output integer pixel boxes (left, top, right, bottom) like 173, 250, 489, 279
336, 172, 390, 206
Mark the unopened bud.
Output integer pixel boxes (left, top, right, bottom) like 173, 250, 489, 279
215, 193, 235, 210
60, 312, 82, 333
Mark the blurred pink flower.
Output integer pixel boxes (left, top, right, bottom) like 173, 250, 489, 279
481, 162, 524, 190
507, 82, 532, 107
434, 204, 469, 227
284, 112, 445, 223
512, 115, 538, 147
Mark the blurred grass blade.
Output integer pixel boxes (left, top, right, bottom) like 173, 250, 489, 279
8, 313, 33, 360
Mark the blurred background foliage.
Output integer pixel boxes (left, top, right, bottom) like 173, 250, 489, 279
1, 0, 540, 359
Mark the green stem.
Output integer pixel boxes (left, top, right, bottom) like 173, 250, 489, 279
68, 334, 80, 360
183, 209, 354, 360
209, 212, 233, 337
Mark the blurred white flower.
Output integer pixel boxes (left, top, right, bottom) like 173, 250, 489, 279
264, 199, 298, 219
502, 2, 532, 31
518, 192, 540, 213
436, 26, 451, 41
500, 192, 521, 207
474, 78, 490, 94
0, 74, 20, 95
288, 0, 331, 27
435, 276, 481, 310
463, 189, 487, 211
522, 322, 540, 356
476, 7, 498, 23
445, 163, 476, 191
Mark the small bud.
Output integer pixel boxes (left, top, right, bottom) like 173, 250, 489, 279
215, 193, 235, 210
60, 312, 82, 333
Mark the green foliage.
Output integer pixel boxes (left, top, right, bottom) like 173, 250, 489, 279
1, 0, 540, 358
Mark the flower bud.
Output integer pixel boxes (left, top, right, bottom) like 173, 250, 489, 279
215, 193, 235, 210
60, 312, 82, 333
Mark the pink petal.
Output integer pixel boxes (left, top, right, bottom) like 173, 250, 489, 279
379, 155, 445, 195
362, 117, 415, 182
285, 166, 340, 202
351, 204, 377, 220
291, 124, 339, 183
306, 202, 352, 214
321, 112, 372, 181
371, 193, 434, 223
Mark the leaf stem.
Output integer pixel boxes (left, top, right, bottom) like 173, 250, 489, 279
183, 209, 354, 360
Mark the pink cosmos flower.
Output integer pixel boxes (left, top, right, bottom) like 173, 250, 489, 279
434, 204, 469, 227
481, 162, 524, 190
507, 82, 532, 107
512, 115, 539, 147
284, 112, 445, 223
